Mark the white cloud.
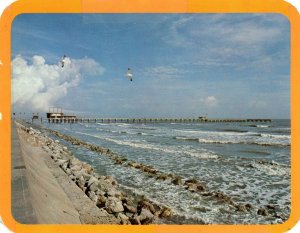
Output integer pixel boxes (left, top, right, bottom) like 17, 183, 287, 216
142, 65, 185, 80
201, 96, 218, 107
164, 14, 288, 66
230, 26, 281, 45
166, 16, 195, 47
12, 55, 105, 112
192, 58, 236, 67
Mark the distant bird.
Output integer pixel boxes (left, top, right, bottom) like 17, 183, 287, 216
60, 55, 66, 68
125, 68, 133, 81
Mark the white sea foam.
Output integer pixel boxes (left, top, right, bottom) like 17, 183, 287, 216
175, 129, 289, 141
256, 125, 270, 128
187, 151, 219, 159
174, 136, 199, 141
275, 127, 290, 131
175, 137, 289, 147
260, 133, 290, 139
75, 131, 218, 160
96, 128, 112, 133
117, 173, 217, 224
250, 162, 290, 176
174, 131, 290, 146
62, 122, 290, 224
117, 123, 131, 127
138, 132, 154, 136
198, 138, 234, 144
96, 123, 110, 126
175, 129, 247, 136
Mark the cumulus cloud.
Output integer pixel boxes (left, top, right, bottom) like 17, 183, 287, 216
12, 55, 105, 112
201, 96, 218, 107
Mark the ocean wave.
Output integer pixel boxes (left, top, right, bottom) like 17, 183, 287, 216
187, 152, 219, 159
96, 123, 110, 126
175, 136, 290, 147
245, 132, 262, 136
78, 123, 87, 127
132, 127, 157, 131
174, 129, 202, 134
256, 125, 270, 128
260, 133, 290, 140
96, 127, 134, 135
269, 130, 291, 134
239, 150, 271, 155
198, 138, 289, 147
275, 127, 291, 131
96, 128, 114, 133
248, 162, 290, 176
222, 129, 248, 133
246, 124, 270, 128
103, 137, 218, 159
175, 129, 262, 137
96, 127, 157, 137
75, 131, 218, 160
114, 123, 131, 127
136, 132, 154, 136
174, 136, 199, 142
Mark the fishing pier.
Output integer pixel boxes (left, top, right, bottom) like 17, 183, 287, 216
46, 117, 271, 124
21, 107, 272, 124
77, 118, 271, 123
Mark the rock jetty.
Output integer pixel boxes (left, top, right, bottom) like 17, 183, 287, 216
18, 123, 172, 225
44, 128, 288, 222
45, 129, 253, 212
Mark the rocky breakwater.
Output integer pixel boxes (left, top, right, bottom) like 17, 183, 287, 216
46, 130, 251, 212
45, 128, 290, 223
36, 131, 172, 224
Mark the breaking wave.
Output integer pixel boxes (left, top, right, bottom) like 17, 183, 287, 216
75, 131, 219, 159
175, 136, 290, 147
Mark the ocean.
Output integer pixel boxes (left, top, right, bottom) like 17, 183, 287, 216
41, 119, 290, 224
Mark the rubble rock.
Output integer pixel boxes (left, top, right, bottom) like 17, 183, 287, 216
138, 208, 154, 224
87, 176, 98, 187
105, 197, 124, 213
258, 208, 269, 216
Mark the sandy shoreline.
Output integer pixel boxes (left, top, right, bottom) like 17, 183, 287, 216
12, 121, 172, 225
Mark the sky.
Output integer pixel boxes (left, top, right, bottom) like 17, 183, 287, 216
11, 13, 290, 119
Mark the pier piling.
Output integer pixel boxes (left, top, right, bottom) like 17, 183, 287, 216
44, 117, 272, 124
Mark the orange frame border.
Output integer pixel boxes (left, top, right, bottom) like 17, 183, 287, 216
0, 0, 300, 232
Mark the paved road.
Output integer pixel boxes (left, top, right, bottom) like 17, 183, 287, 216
11, 123, 37, 224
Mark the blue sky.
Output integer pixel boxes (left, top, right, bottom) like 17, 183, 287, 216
11, 14, 290, 118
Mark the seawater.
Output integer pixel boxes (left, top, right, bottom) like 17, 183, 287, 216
43, 119, 290, 224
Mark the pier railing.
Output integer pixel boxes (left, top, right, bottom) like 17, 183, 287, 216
43, 117, 272, 124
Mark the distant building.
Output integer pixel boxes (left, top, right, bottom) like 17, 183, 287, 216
46, 107, 77, 123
